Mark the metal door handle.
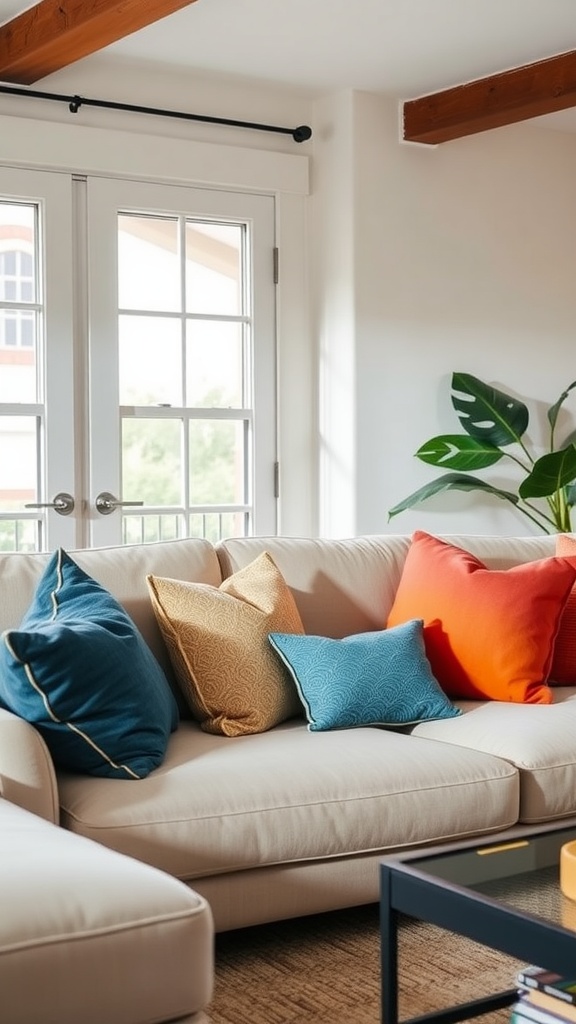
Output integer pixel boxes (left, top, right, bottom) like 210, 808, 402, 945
95, 491, 144, 516
25, 492, 75, 516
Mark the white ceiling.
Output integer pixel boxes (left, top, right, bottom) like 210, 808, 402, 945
3, 0, 576, 128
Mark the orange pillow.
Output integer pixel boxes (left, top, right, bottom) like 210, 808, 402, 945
387, 531, 576, 704
550, 534, 576, 684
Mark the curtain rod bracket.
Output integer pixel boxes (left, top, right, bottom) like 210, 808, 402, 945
0, 83, 312, 143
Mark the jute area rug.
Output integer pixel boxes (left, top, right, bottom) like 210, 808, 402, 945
205, 903, 521, 1024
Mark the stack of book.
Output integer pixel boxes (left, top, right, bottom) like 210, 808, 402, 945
512, 967, 576, 1024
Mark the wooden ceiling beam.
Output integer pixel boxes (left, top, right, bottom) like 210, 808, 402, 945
403, 49, 576, 145
0, 0, 200, 85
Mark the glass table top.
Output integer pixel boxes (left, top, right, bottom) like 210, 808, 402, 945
405, 825, 576, 932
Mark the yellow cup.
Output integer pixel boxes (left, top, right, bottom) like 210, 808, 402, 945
560, 841, 576, 902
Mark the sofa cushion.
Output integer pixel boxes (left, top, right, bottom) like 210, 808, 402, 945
0, 799, 213, 1024
0, 549, 179, 780
551, 533, 576, 684
268, 619, 460, 731
386, 531, 576, 704
147, 551, 304, 736
58, 719, 519, 879
410, 687, 576, 823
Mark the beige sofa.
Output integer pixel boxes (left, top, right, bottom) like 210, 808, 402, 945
2, 531, 576, 953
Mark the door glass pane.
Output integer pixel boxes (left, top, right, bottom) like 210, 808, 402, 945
119, 315, 182, 405
0, 415, 38, 510
185, 221, 243, 315
188, 419, 245, 504
122, 418, 182, 506
186, 320, 244, 408
0, 519, 37, 552
189, 510, 247, 544
0, 202, 39, 404
123, 512, 185, 545
0, 414, 40, 551
118, 214, 180, 312
0, 311, 38, 403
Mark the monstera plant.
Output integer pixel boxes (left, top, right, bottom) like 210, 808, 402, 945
388, 372, 576, 534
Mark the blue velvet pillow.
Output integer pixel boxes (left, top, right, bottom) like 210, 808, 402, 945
0, 549, 179, 779
268, 619, 460, 732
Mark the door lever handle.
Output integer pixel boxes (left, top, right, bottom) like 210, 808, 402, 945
25, 492, 75, 516
95, 491, 144, 516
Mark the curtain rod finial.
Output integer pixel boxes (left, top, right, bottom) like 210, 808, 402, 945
292, 125, 312, 143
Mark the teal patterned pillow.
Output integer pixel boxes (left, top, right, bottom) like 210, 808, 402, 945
268, 619, 460, 732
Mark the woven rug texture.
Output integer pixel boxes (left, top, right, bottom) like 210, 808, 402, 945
205, 903, 522, 1024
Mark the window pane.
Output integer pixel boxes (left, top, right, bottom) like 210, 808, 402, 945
0, 416, 38, 511
119, 315, 182, 405
0, 519, 37, 552
118, 214, 180, 312
188, 420, 245, 504
0, 312, 38, 401
186, 320, 244, 408
189, 510, 247, 542
122, 418, 182, 506
0, 203, 37, 301
123, 513, 185, 545
185, 221, 243, 316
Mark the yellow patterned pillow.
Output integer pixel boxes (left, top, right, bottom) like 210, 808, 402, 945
146, 552, 305, 736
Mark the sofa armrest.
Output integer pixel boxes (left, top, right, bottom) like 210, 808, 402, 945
0, 708, 59, 823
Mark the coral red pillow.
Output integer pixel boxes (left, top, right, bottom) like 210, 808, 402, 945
550, 534, 576, 684
387, 531, 576, 704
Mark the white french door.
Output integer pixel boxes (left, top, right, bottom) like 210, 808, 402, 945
0, 167, 278, 551
86, 177, 277, 547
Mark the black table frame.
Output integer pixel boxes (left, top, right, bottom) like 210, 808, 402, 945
380, 827, 576, 1024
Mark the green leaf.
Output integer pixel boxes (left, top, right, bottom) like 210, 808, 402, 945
548, 381, 576, 432
416, 434, 503, 471
519, 445, 576, 499
388, 472, 519, 520
451, 372, 529, 448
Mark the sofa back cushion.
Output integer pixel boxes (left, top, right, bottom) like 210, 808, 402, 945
0, 538, 222, 675
217, 534, 557, 638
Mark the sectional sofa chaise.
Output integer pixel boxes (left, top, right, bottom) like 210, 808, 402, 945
2, 529, 576, 1021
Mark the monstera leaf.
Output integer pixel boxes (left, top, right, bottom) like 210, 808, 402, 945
519, 446, 576, 499
389, 373, 576, 534
416, 435, 503, 471
388, 473, 520, 521
451, 372, 529, 447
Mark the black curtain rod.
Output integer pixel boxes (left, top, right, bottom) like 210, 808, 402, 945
0, 83, 312, 143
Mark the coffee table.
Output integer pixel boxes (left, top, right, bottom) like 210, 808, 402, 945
380, 822, 576, 1024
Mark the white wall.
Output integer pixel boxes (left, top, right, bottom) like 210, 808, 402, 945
2, 54, 576, 540
312, 88, 576, 537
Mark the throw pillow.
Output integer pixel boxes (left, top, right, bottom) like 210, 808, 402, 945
268, 619, 461, 732
550, 533, 576, 684
146, 552, 305, 736
386, 531, 576, 703
0, 548, 179, 779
